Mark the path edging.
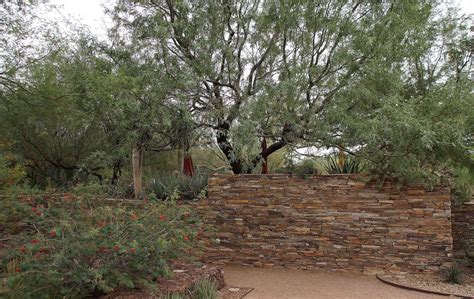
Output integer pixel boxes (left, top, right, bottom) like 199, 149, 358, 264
376, 274, 470, 298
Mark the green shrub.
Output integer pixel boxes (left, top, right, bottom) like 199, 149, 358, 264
0, 149, 26, 189
274, 159, 318, 179
149, 172, 208, 200
0, 189, 203, 298
452, 167, 473, 204
191, 277, 218, 299
324, 153, 362, 174
445, 266, 463, 284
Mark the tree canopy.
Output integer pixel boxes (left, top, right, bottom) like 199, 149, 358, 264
0, 0, 472, 193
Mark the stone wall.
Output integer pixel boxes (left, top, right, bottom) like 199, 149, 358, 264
196, 174, 453, 274
452, 200, 474, 259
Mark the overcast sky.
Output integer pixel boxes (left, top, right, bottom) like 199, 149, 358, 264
48, 0, 474, 40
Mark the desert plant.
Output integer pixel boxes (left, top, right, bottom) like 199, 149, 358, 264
149, 172, 208, 200
191, 277, 218, 299
293, 160, 318, 179
0, 189, 203, 298
324, 153, 362, 174
445, 266, 463, 284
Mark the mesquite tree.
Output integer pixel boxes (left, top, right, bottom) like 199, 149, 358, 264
110, 0, 472, 179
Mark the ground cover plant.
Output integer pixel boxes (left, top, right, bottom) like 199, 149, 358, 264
0, 187, 204, 298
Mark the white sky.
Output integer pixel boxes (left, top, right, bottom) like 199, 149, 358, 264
48, 0, 474, 40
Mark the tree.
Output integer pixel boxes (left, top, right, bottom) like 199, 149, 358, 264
109, 0, 471, 179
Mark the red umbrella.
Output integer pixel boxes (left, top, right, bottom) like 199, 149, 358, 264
183, 152, 194, 176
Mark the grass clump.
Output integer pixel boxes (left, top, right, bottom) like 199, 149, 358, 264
191, 277, 218, 299
445, 266, 463, 284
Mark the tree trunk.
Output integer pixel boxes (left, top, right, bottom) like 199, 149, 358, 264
111, 159, 122, 185
216, 123, 244, 174
132, 144, 143, 199
177, 148, 183, 174
261, 137, 268, 174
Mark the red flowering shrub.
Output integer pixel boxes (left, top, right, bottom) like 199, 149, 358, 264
0, 189, 203, 298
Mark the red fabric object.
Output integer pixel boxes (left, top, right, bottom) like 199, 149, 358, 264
183, 153, 195, 176
261, 138, 268, 174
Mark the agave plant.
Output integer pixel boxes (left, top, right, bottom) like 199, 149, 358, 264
149, 171, 208, 200
324, 153, 362, 174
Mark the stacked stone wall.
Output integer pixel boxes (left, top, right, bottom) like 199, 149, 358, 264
452, 200, 474, 259
196, 174, 453, 274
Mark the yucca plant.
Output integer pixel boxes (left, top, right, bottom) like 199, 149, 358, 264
324, 153, 362, 174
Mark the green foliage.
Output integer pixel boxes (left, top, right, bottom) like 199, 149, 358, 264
161, 278, 218, 299
191, 277, 218, 299
149, 172, 208, 200
292, 160, 318, 179
1, 0, 472, 189
0, 146, 26, 189
444, 266, 463, 284
324, 154, 362, 174
452, 167, 474, 204
274, 159, 318, 179
0, 189, 203, 298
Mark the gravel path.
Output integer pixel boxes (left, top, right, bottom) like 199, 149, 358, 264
224, 266, 446, 299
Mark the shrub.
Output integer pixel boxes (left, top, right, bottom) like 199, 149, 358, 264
445, 266, 463, 284
452, 167, 473, 204
324, 153, 362, 174
274, 159, 318, 179
0, 150, 26, 189
0, 189, 203, 298
149, 172, 208, 200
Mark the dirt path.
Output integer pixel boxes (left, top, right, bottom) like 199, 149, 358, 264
224, 266, 446, 299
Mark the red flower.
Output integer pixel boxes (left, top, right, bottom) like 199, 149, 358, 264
31, 239, 40, 245
159, 214, 167, 221
98, 246, 109, 253
18, 245, 27, 253
39, 247, 48, 253
15, 268, 21, 273
183, 235, 190, 241
49, 230, 57, 238
130, 213, 139, 221
31, 206, 42, 216
113, 245, 120, 252
129, 248, 136, 254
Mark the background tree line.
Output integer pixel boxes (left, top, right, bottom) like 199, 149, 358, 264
0, 0, 472, 200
